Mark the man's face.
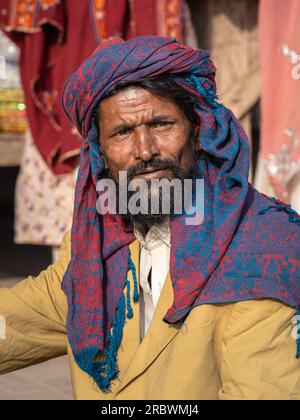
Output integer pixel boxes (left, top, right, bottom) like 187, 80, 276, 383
98, 86, 194, 181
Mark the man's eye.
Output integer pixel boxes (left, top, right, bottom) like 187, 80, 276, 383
116, 128, 132, 136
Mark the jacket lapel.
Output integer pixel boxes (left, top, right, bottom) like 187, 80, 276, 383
113, 239, 141, 390
117, 253, 180, 394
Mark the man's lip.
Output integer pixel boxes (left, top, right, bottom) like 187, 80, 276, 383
133, 168, 169, 180
134, 167, 167, 176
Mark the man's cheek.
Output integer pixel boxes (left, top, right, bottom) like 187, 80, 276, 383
109, 163, 128, 181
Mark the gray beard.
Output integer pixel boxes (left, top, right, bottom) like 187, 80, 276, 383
117, 151, 200, 234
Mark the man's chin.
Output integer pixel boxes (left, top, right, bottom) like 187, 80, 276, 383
121, 212, 169, 234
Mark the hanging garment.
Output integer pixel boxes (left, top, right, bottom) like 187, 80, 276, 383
14, 130, 77, 246
255, 0, 300, 206
189, 0, 260, 180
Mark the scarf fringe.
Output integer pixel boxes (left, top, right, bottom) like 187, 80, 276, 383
296, 306, 300, 359
84, 252, 140, 393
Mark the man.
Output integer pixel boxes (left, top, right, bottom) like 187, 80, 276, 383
1, 36, 300, 400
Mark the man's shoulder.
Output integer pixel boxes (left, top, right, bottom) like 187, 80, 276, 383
193, 298, 294, 320
224, 298, 295, 324
190, 299, 295, 342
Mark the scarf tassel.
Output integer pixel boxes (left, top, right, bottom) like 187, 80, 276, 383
87, 252, 139, 393
128, 256, 139, 303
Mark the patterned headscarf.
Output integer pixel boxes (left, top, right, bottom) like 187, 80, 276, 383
62, 36, 300, 392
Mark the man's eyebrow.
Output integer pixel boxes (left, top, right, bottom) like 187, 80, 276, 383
111, 115, 175, 133
148, 115, 175, 124
111, 123, 133, 134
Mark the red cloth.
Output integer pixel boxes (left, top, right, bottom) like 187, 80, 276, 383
259, 0, 300, 201
0, 0, 184, 174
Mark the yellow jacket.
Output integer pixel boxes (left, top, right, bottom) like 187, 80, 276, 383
0, 232, 300, 400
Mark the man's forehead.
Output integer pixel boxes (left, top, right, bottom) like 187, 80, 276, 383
115, 87, 143, 102
98, 85, 179, 116
101, 86, 158, 105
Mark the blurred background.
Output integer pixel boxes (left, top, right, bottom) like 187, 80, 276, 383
0, 0, 299, 399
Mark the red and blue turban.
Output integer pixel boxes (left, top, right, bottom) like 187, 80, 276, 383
61, 36, 300, 392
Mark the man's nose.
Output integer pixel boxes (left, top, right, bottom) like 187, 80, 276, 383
132, 126, 160, 161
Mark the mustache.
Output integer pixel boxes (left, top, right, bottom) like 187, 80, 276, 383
127, 158, 182, 181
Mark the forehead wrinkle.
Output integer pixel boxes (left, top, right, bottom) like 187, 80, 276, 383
113, 99, 179, 122
113, 108, 173, 128
111, 96, 158, 126
113, 96, 155, 113
110, 86, 176, 111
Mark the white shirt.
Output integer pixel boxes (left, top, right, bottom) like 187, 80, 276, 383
133, 220, 171, 340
